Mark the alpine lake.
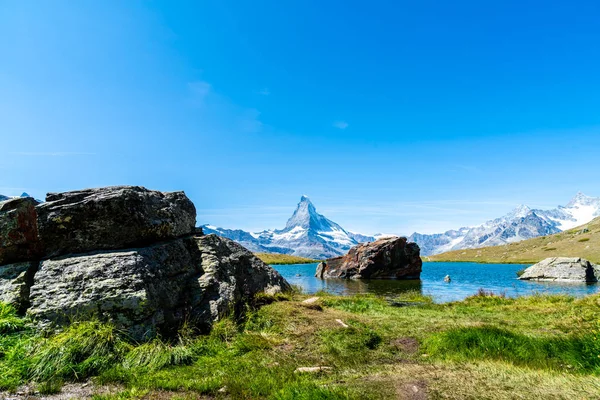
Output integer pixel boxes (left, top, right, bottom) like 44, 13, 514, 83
272, 261, 600, 302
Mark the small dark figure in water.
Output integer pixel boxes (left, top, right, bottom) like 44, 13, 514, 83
444, 275, 451, 283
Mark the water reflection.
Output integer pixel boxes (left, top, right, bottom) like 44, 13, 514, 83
315, 278, 423, 297
273, 262, 600, 303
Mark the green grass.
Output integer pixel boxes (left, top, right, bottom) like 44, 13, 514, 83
424, 325, 600, 372
429, 216, 600, 264
255, 253, 320, 265
2, 292, 600, 399
0, 303, 26, 334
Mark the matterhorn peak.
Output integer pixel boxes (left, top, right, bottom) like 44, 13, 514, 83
285, 195, 320, 230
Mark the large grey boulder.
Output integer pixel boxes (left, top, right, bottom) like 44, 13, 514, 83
28, 234, 290, 340
36, 186, 196, 258
519, 257, 600, 282
316, 236, 422, 279
0, 197, 41, 265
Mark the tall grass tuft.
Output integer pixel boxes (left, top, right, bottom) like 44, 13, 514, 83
122, 338, 195, 370
29, 320, 129, 383
0, 303, 26, 334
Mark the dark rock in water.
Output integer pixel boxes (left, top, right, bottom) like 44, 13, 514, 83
0, 185, 290, 340
315, 236, 422, 279
518, 257, 599, 282
0, 197, 42, 265
28, 234, 289, 340
37, 186, 196, 258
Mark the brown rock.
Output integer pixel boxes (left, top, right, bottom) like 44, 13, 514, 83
0, 197, 41, 265
315, 236, 422, 279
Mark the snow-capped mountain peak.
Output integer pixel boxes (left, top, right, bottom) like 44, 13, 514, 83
566, 192, 599, 208
202, 196, 377, 259
505, 204, 532, 220
284, 196, 343, 232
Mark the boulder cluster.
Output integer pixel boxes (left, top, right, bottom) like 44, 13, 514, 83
315, 236, 422, 280
0, 186, 289, 340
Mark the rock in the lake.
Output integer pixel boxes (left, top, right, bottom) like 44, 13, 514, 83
0, 197, 42, 265
519, 257, 599, 282
315, 236, 422, 279
36, 186, 196, 258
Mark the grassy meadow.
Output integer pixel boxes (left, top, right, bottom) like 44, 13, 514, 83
255, 253, 320, 265
1, 290, 600, 399
428, 217, 600, 264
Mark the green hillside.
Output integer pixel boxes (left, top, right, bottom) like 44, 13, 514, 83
428, 217, 600, 264
256, 253, 320, 265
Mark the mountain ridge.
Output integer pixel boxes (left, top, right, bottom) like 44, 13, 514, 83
202, 192, 600, 259
410, 192, 600, 255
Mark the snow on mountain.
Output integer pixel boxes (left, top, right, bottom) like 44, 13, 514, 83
201, 196, 377, 259
411, 192, 600, 256
0, 194, 9, 202
537, 192, 600, 230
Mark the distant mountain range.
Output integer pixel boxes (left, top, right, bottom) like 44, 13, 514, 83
410, 192, 600, 255
202, 192, 600, 259
429, 214, 600, 264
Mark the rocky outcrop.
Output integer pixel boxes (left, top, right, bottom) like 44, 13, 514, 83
36, 186, 196, 258
315, 236, 422, 279
0, 186, 290, 340
518, 257, 599, 282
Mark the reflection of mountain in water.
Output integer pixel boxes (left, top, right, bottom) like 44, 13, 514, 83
318, 278, 423, 298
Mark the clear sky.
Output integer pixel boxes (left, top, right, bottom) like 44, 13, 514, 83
2, 0, 600, 235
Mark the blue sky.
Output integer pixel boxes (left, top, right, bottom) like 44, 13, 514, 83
1, 0, 600, 235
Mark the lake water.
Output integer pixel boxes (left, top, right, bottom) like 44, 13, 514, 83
272, 262, 600, 303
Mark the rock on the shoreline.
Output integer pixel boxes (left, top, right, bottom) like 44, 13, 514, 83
518, 257, 599, 282
316, 236, 422, 279
28, 234, 289, 340
0, 185, 290, 340
37, 186, 197, 258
